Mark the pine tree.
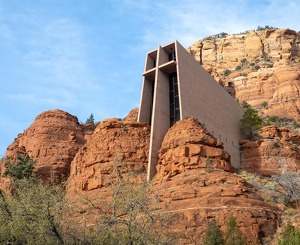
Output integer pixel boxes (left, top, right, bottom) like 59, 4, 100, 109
204, 219, 224, 245
3, 154, 36, 180
86, 113, 95, 125
240, 108, 263, 140
225, 216, 246, 245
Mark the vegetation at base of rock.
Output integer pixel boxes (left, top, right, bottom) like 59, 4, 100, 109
277, 222, 300, 245
204, 216, 246, 245
240, 108, 263, 139
225, 216, 246, 245
271, 172, 300, 207
0, 168, 174, 244
3, 154, 36, 180
264, 115, 298, 129
80, 161, 176, 244
0, 179, 65, 244
204, 219, 224, 245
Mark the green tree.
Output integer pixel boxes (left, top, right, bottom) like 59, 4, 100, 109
224, 216, 246, 245
3, 154, 36, 180
81, 160, 176, 244
240, 108, 263, 140
204, 219, 225, 245
278, 222, 300, 245
86, 113, 95, 125
0, 179, 65, 244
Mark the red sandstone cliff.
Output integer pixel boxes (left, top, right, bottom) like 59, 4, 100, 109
66, 118, 150, 193
241, 125, 300, 175
0, 109, 90, 187
188, 28, 300, 119
64, 118, 281, 244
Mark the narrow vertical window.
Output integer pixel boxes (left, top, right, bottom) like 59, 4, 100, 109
168, 51, 176, 61
169, 73, 180, 126
149, 80, 155, 125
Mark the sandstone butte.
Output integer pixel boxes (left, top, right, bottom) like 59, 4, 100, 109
0, 109, 94, 190
188, 28, 300, 120
1, 28, 300, 244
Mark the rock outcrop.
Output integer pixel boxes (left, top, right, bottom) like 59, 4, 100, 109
155, 118, 233, 181
241, 125, 300, 175
124, 108, 139, 121
1, 109, 86, 184
151, 119, 281, 244
152, 170, 281, 244
67, 118, 150, 193
188, 28, 300, 120
65, 118, 281, 244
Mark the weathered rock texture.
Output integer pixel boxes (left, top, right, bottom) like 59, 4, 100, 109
188, 28, 300, 119
67, 118, 150, 193
152, 170, 281, 244
124, 108, 139, 121
1, 109, 87, 184
65, 118, 281, 244
155, 118, 233, 181
151, 119, 281, 244
241, 125, 300, 175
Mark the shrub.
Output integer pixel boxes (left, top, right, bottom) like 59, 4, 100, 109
254, 65, 261, 71
223, 70, 232, 77
278, 222, 300, 245
235, 66, 242, 71
260, 101, 268, 109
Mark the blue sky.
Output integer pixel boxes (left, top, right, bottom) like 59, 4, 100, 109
0, 0, 299, 156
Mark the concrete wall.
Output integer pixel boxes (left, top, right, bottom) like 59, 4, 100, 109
138, 40, 244, 180
176, 41, 244, 168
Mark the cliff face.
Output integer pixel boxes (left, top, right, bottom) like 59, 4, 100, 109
188, 28, 300, 119
241, 125, 300, 175
64, 118, 281, 244
1, 110, 88, 185
67, 118, 150, 193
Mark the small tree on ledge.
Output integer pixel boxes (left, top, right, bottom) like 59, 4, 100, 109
86, 113, 95, 125
240, 108, 263, 140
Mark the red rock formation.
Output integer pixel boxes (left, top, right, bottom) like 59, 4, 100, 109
188, 28, 300, 120
152, 119, 281, 244
1, 109, 86, 183
67, 118, 150, 193
125, 108, 139, 121
152, 170, 281, 244
65, 118, 281, 244
155, 118, 233, 181
241, 126, 300, 175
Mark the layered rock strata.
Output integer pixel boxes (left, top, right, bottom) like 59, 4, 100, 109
188, 28, 300, 120
1, 109, 86, 183
156, 118, 234, 180
152, 118, 281, 244
67, 118, 150, 193
241, 125, 300, 175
